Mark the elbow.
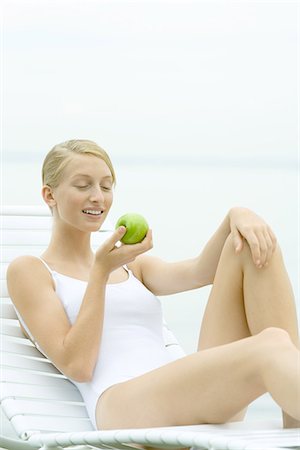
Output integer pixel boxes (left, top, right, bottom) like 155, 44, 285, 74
59, 339, 97, 383
196, 279, 213, 289
64, 362, 94, 383
72, 371, 93, 383
194, 273, 214, 288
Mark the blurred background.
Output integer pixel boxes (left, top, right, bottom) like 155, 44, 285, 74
1, 0, 299, 421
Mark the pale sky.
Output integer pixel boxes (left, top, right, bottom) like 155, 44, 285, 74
1, 0, 299, 166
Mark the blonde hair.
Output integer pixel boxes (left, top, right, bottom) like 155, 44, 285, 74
42, 139, 116, 188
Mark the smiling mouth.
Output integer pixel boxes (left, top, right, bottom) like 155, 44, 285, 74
82, 209, 104, 216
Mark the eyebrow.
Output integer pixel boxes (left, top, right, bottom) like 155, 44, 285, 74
71, 174, 113, 181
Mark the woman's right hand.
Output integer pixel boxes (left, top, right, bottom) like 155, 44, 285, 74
94, 226, 153, 276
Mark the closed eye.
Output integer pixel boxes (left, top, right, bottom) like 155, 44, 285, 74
76, 185, 89, 189
75, 184, 112, 191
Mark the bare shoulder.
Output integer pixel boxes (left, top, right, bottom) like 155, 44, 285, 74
8, 255, 43, 273
7, 255, 51, 283
7, 255, 54, 305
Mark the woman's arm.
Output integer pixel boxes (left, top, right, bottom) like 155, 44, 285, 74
7, 227, 153, 382
130, 213, 230, 295
132, 207, 277, 296
7, 255, 108, 382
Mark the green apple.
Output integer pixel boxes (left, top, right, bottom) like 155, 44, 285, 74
115, 213, 149, 244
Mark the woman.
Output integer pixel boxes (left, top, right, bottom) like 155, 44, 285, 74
7, 139, 300, 431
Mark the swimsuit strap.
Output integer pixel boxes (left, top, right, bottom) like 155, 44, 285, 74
17, 257, 55, 355
37, 257, 54, 274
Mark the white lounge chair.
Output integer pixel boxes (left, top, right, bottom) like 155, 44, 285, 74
1, 205, 299, 450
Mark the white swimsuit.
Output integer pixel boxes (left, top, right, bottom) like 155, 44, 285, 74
16, 258, 185, 429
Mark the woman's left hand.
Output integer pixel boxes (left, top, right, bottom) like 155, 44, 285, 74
229, 207, 277, 268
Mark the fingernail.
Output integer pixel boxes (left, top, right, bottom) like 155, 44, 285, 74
256, 260, 261, 266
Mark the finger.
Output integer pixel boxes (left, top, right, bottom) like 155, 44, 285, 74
268, 227, 277, 252
247, 232, 261, 267
232, 228, 243, 253
256, 231, 268, 267
132, 229, 153, 253
120, 228, 152, 248
144, 230, 153, 250
102, 226, 127, 251
143, 229, 153, 246
118, 229, 153, 261
263, 231, 275, 266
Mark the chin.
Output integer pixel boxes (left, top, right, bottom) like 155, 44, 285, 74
86, 220, 106, 233
84, 223, 103, 233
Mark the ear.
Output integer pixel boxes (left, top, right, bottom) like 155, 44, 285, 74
42, 185, 56, 208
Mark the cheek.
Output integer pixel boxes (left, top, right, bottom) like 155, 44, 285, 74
62, 193, 84, 211
71, 190, 87, 200
106, 193, 113, 206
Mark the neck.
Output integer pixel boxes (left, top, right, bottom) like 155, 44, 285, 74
43, 222, 94, 266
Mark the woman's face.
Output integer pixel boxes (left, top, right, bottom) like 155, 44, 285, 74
50, 154, 114, 232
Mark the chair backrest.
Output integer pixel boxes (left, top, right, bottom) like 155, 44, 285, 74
0, 205, 184, 439
1, 206, 96, 439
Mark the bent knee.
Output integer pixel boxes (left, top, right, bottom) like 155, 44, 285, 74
250, 328, 294, 380
241, 237, 283, 268
257, 327, 292, 348
223, 232, 283, 264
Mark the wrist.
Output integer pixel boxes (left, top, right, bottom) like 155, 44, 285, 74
90, 260, 109, 283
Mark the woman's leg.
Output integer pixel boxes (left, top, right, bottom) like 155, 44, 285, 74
96, 234, 299, 430
97, 328, 299, 430
198, 234, 298, 348
197, 234, 299, 426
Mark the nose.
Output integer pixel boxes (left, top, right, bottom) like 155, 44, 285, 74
89, 185, 105, 203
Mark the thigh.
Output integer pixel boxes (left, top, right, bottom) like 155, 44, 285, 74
96, 334, 265, 430
198, 234, 251, 351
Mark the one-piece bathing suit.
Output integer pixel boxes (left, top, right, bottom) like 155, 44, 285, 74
16, 258, 185, 429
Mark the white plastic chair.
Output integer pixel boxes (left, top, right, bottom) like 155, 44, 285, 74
1, 205, 299, 450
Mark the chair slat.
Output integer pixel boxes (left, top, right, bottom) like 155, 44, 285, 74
2, 246, 46, 263
3, 230, 51, 246
0, 264, 8, 280
2, 352, 62, 374
1, 216, 52, 231
2, 398, 88, 419
1, 382, 83, 402
2, 245, 113, 268
11, 415, 93, 438
0, 280, 9, 297
1, 320, 27, 339
0, 367, 70, 387
0, 302, 18, 320
0, 297, 13, 305
2, 338, 46, 358
1, 206, 50, 216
